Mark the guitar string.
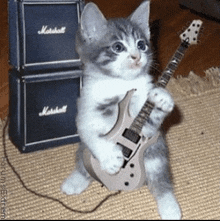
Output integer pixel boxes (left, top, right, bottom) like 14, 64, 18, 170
128, 37, 192, 140
2, 116, 121, 215
130, 42, 188, 133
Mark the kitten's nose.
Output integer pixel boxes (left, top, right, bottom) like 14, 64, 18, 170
131, 54, 141, 61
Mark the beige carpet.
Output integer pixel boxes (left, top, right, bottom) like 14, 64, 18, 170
0, 67, 219, 220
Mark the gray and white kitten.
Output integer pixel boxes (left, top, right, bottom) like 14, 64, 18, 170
61, 1, 181, 219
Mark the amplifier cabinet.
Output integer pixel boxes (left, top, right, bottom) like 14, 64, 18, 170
9, 70, 82, 153
8, 0, 84, 73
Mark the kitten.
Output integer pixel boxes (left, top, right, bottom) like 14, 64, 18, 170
61, 1, 181, 219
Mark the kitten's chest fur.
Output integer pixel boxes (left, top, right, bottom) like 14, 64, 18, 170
83, 70, 153, 119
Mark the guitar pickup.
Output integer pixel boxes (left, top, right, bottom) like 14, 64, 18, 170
122, 128, 141, 144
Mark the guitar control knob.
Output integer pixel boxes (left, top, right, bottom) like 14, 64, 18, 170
130, 163, 134, 168
124, 182, 129, 186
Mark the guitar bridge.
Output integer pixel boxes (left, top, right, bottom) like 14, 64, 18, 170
117, 142, 132, 158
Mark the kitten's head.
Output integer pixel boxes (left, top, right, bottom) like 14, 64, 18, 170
76, 1, 152, 80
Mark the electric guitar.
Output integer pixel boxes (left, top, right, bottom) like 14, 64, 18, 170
83, 20, 203, 191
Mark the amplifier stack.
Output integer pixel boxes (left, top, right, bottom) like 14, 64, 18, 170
8, 0, 85, 153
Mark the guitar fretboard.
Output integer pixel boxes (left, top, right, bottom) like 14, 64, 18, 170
130, 41, 189, 134
157, 41, 189, 88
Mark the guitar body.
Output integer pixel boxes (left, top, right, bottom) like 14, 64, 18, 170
83, 89, 160, 191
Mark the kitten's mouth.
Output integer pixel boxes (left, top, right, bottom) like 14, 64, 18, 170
130, 61, 142, 69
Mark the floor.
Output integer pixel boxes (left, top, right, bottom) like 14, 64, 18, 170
0, 0, 220, 119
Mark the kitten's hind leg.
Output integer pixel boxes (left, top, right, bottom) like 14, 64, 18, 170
144, 136, 182, 220
61, 143, 92, 195
61, 170, 91, 195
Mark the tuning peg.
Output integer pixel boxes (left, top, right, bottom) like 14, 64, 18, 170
196, 25, 204, 36
179, 25, 188, 34
177, 29, 184, 36
186, 20, 192, 25
199, 26, 205, 34
196, 32, 205, 44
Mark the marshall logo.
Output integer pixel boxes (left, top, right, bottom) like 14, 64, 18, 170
38, 25, 66, 35
39, 105, 67, 117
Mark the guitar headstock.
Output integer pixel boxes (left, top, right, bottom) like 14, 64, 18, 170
180, 20, 203, 45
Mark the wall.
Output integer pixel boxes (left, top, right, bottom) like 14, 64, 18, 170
0, 0, 9, 119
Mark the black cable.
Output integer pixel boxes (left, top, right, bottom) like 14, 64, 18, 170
2, 116, 121, 214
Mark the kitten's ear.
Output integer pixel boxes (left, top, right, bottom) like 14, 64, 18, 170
80, 3, 107, 41
129, 0, 150, 40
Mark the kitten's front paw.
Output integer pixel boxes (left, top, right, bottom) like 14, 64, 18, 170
99, 144, 124, 175
149, 88, 174, 113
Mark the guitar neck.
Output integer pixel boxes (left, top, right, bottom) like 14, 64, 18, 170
157, 41, 189, 88
130, 41, 189, 134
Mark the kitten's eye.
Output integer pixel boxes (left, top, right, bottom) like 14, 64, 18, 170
112, 42, 125, 53
137, 40, 147, 51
